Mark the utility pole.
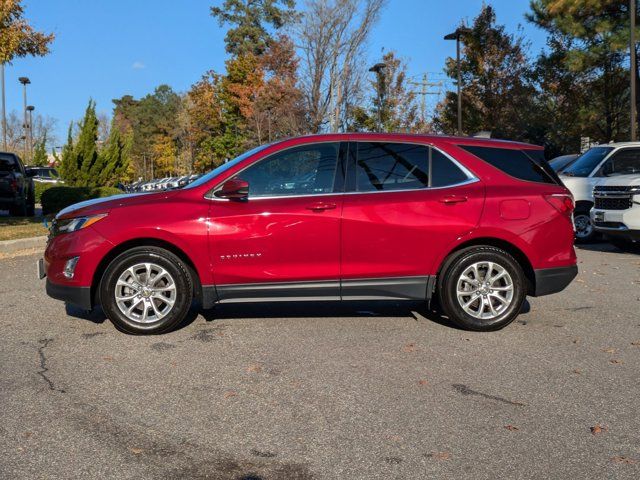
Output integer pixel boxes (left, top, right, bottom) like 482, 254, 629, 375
27, 106, 34, 160
1, 64, 6, 150
631, 0, 637, 141
409, 73, 443, 126
18, 77, 30, 159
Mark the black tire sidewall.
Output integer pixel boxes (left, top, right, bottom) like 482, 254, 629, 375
439, 247, 526, 331
100, 247, 192, 335
574, 210, 595, 243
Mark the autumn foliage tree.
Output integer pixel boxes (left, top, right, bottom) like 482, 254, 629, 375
434, 6, 538, 140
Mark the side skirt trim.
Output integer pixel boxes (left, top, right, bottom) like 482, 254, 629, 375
216, 280, 340, 303
213, 276, 434, 304
341, 276, 432, 300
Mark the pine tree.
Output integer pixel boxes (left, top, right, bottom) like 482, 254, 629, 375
59, 123, 76, 183
98, 127, 133, 186
210, 0, 296, 56
32, 132, 48, 166
74, 100, 99, 186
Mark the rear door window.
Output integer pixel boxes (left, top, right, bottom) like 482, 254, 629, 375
353, 142, 471, 192
0, 153, 17, 172
459, 145, 558, 184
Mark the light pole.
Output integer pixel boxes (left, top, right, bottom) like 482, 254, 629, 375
631, 0, 637, 141
27, 105, 35, 160
18, 77, 30, 159
369, 63, 387, 132
444, 27, 471, 136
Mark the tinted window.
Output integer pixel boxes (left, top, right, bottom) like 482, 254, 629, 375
460, 145, 556, 184
603, 148, 640, 176
356, 142, 429, 192
562, 146, 613, 177
186, 144, 271, 190
0, 153, 17, 172
241, 143, 339, 197
431, 149, 469, 187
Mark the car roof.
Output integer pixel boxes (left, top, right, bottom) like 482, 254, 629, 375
593, 141, 640, 148
272, 132, 542, 150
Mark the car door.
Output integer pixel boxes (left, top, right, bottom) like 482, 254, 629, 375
340, 141, 484, 300
209, 141, 345, 301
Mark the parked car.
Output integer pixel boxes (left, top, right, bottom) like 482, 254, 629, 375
26, 166, 64, 184
40, 133, 577, 334
559, 144, 625, 242
0, 152, 35, 216
590, 149, 640, 250
549, 153, 578, 173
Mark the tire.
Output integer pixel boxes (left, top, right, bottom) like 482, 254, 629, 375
437, 246, 526, 332
26, 193, 35, 217
9, 201, 27, 217
99, 246, 193, 335
574, 210, 595, 243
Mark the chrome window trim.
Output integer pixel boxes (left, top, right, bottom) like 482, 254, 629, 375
207, 139, 479, 202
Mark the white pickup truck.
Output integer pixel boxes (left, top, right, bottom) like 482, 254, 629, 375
559, 142, 640, 242
591, 174, 640, 250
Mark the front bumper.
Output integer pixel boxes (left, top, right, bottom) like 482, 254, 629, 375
46, 279, 92, 310
533, 265, 578, 297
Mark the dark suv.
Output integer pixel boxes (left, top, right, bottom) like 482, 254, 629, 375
0, 152, 35, 216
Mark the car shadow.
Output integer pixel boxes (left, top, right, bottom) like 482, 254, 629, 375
65, 298, 532, 333
576, 241, 639, 254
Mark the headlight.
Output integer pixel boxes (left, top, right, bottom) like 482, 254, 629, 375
53, 213, 108, 237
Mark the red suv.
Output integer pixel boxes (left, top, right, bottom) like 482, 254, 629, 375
40, 134, 577, 334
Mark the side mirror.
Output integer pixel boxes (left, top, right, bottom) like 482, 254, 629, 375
25, 169, 36, 178
214, 178, 249, 200
601, 162, 614, 176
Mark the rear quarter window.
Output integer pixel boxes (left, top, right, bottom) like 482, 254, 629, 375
459, 145, 558, 184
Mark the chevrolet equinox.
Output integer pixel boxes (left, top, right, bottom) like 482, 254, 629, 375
40, 133, 578, 334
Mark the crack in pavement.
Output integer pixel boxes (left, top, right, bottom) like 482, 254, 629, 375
452, 384, 524, 406
37, 338, 65, 393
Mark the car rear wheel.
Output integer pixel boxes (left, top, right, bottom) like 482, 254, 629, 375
437, 246, 526, 331
100, 246, 193, 335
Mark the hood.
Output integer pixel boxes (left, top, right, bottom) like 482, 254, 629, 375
594, 173, 640, 188
558, 175, 585, 190
57, 190, 179, 219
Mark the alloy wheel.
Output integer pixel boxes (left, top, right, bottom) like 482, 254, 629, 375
455, 261, 514, 320
114, 262, 177, 323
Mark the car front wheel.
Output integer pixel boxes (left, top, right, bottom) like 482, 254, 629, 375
574, 210, 595, 243
100, 246, 193, 335
438, 246, 526, 331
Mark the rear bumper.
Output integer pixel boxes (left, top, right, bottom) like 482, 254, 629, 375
533, 265, 578, 297
46, 279, 92, 310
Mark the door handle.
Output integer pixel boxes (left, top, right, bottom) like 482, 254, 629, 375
306, 202, 337, 211
439, 195, 467, 205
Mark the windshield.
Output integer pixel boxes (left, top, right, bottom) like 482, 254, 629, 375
562, 147, 613, 177
184, 144, 271, 189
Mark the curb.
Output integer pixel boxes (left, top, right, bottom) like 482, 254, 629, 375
0, 236, 47, 254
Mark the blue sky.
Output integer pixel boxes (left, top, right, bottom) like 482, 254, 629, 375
7, 0, 546, 145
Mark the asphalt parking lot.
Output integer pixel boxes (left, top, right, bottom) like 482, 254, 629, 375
1, 244, 639, 479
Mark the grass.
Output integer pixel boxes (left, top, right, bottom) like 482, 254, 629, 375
0, 215, 49, 241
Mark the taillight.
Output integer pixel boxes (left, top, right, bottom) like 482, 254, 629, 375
544, 194, 574, 218
9, 179, 17, 192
